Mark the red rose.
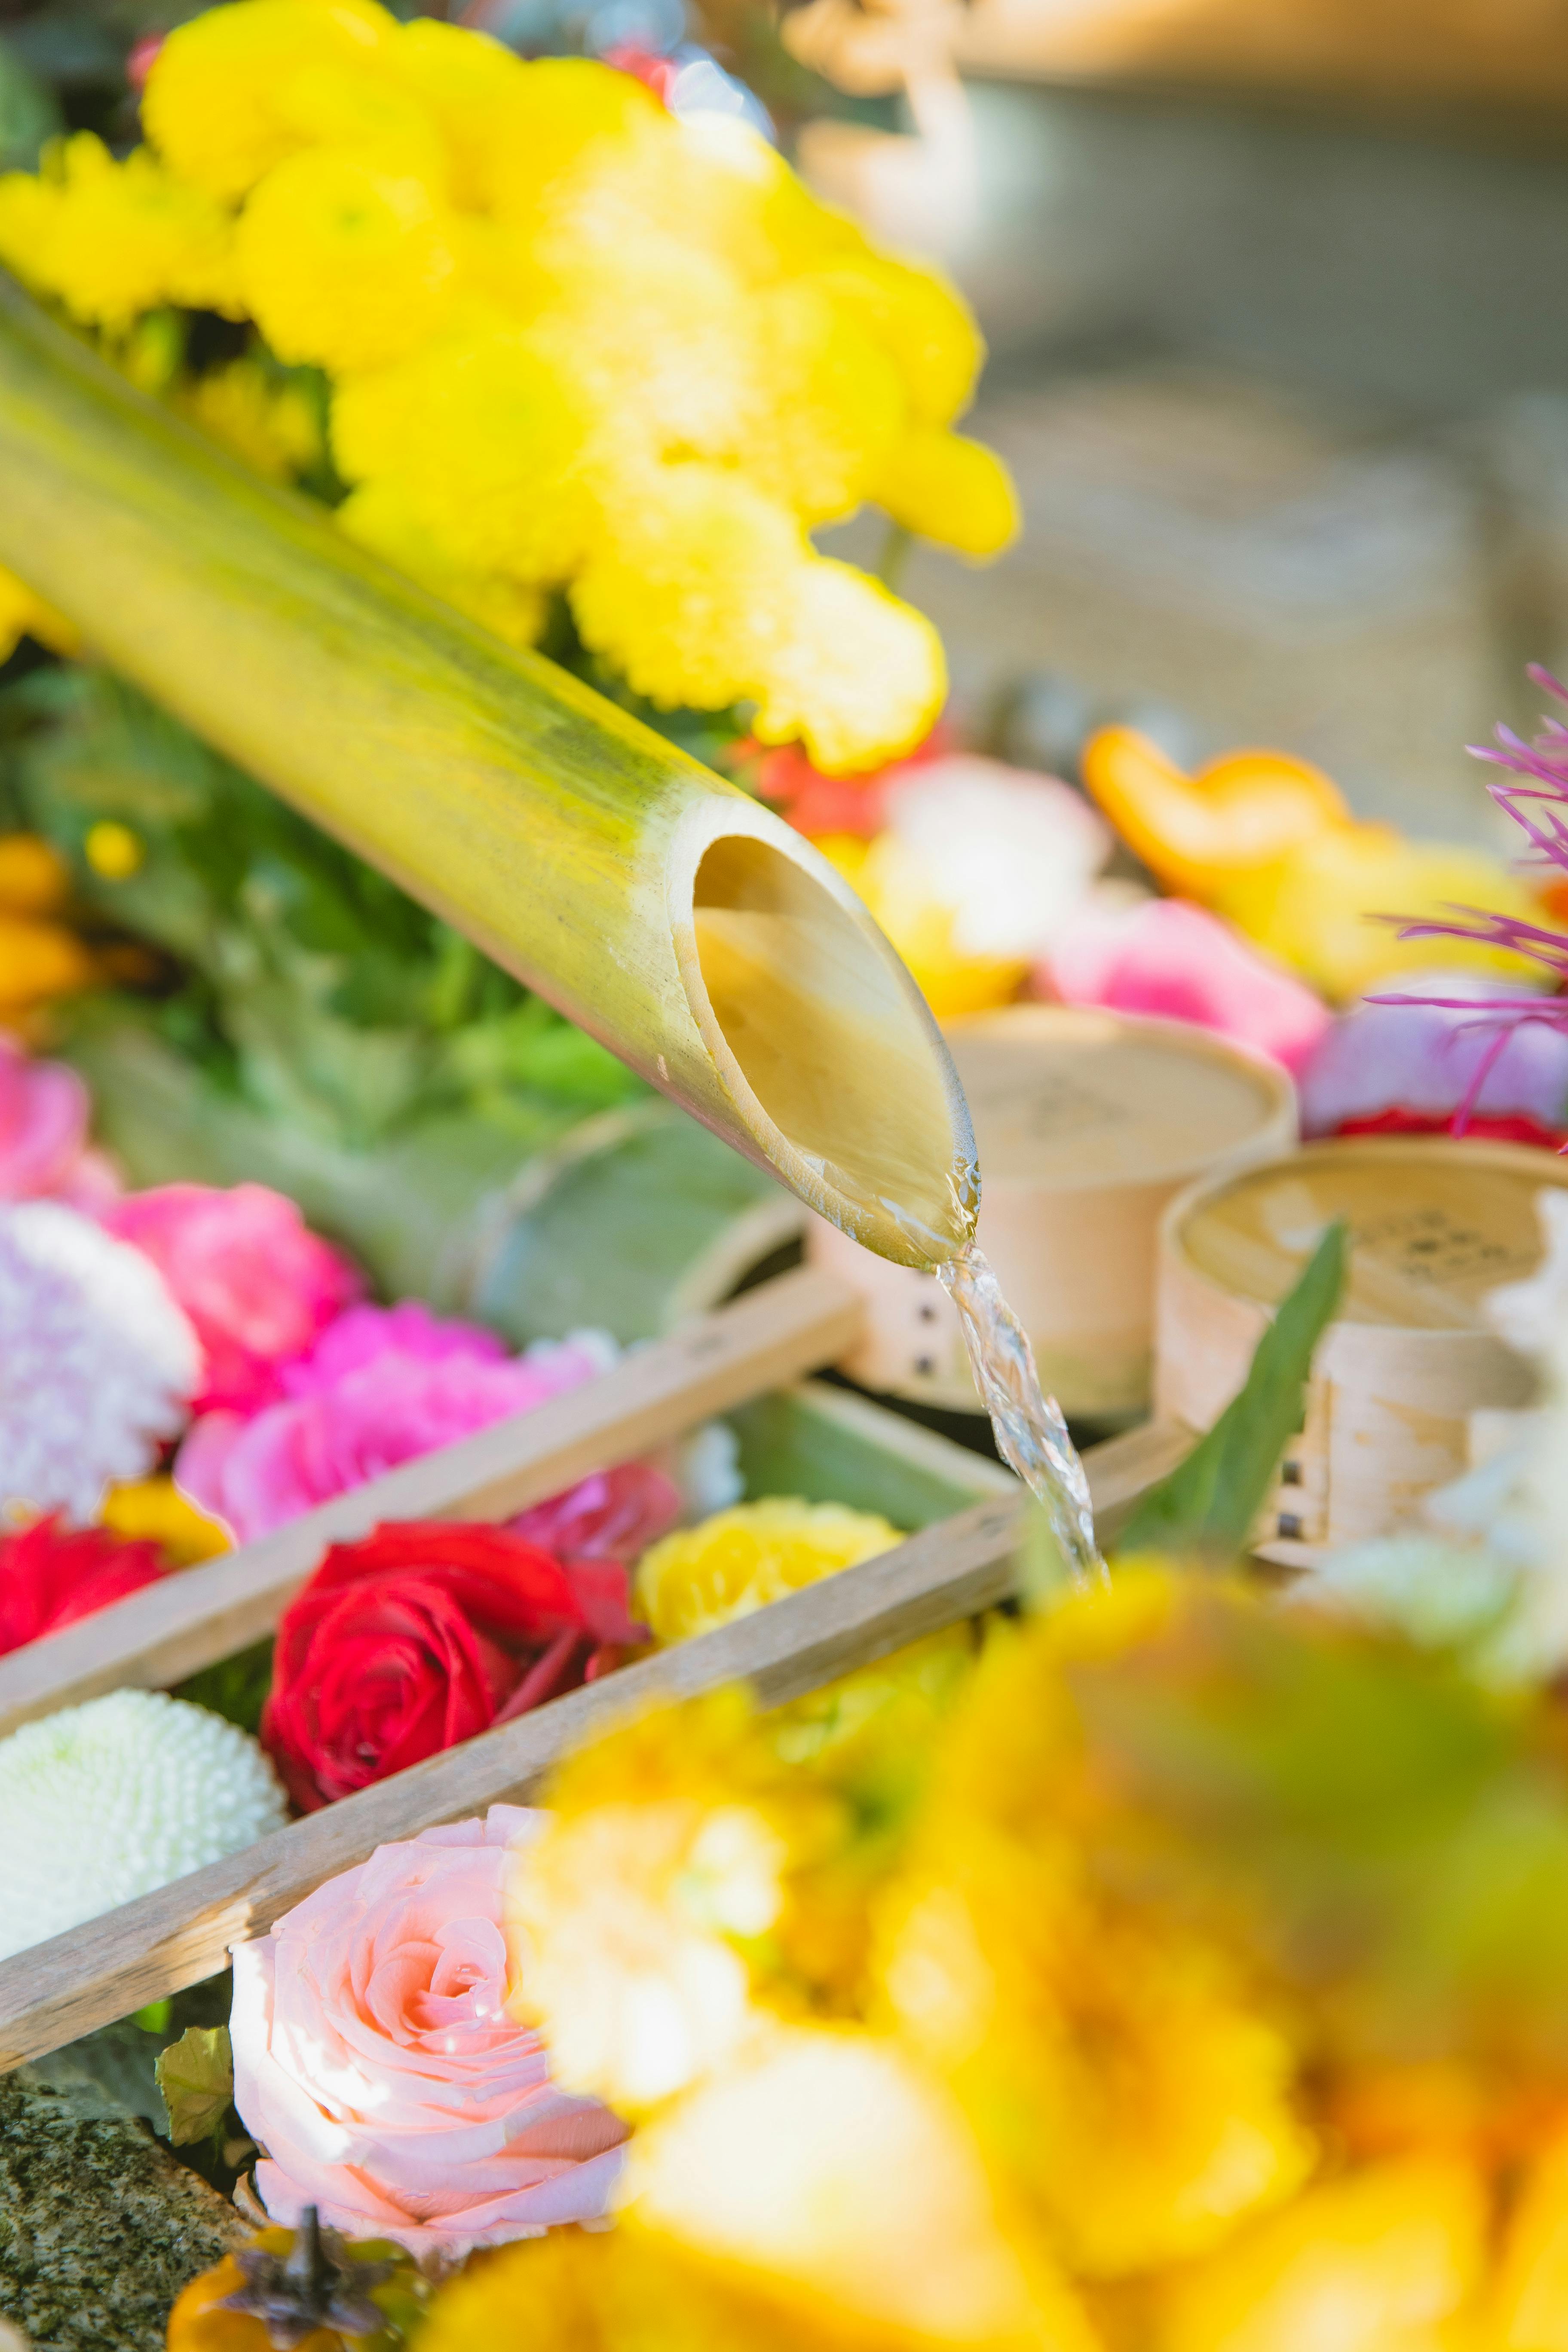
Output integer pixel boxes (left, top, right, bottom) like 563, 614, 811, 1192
261, 1521, 643, 1811
0, 1513, 166, 1656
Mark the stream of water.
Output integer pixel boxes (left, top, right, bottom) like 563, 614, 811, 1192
937, 1240, 1105, 1588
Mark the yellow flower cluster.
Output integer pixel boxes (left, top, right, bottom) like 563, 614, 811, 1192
433, 1568, 1568, 2352
0, 0, 1019, 772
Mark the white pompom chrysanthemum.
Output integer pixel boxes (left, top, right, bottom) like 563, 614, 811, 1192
0, 1689, 287, 1960
0, 1200, 201, 1521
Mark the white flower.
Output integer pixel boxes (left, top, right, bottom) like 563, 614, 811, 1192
0, 1200, 200, 1521
0, 1689, 287, 1961
882, 756, 1112, 961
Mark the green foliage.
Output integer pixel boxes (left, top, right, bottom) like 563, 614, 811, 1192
155, 2024, 234, 2148
0, 664, 644, 1151
1118, 1220, 1347, 1565
173, 1637, 275, 1739
0, 33, 61, 173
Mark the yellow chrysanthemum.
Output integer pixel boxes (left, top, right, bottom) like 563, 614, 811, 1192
750, 557, 947, 776
331, 319, 594, 579
0, 136, 238, 332
876, 428, 1020, 560
99, 1477, 230, 1566
506, 1687, 848, 2115
179, 358, 321, 480
0, 567, 79, 665
483, 56, 676, 246
524, 237, 756, 471
676, 113, 870, 285
1156, 2158, 1487, 2352
142, 0, 398, 202
236, 147, 457, 374
266, 55, 447, 187
636, 1498, 904, 1644
0, 173, 62, 302
337, 478, 547, 647
747, 279, 906, 525
383, 17, 535, 211
570, 462, 805, 714
630, 2028, 1099, 2352
802, 252, 983, 427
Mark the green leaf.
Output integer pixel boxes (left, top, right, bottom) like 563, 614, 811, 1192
1118, 1218, 1347, 1565
155, 2024, 234, 2146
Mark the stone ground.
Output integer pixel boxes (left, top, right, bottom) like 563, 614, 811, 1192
0, 2070, 245, 2352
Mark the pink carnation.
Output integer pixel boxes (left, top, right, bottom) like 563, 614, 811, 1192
231, 1806, 628, 2256
106, 1184, 362, 1416
0, 1038, 117, 1210
175, 1310, 613, 1543
1046, 894, 1332, 1075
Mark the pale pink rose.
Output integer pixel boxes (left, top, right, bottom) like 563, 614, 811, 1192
1046, 894, 1332, 1075
175, 1318, 615, 1542
106, 1184, 362, 1416
231, 1806, 628, 2256
0, 1038, 117, 1208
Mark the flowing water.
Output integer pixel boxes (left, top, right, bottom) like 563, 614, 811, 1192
938, 1240, 1105, 1588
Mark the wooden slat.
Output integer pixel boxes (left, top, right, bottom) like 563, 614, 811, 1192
0, 1419, 1190, 2068
0, 1267, 863, 1740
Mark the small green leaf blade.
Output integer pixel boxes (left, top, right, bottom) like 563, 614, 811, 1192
1119, 1218, 1347, 1564
155, 2023, 234, 2147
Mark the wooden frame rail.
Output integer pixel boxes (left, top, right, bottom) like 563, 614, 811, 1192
0, 1413, 1186, 2069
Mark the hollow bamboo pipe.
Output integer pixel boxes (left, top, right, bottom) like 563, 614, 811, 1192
0, 275, 976, 1268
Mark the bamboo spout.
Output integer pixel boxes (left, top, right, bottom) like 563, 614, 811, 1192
0, 277, 976, 1268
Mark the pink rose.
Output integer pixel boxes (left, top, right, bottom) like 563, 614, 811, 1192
0, 1038, 117, 1210
1046, 894, 1332, 1075
107, 1184, 362, 1415
231, 1806, 628, 2255
175, 1313, 614, 1542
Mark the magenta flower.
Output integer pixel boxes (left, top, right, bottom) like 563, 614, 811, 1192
174, 1307, 615, 1542
1047, 895, 1332, 1075
107, 1183, 363, 1416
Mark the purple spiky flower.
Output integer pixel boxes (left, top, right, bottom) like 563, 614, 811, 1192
1371, 666, 1568, 1136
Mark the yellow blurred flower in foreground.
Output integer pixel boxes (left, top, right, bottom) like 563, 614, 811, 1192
628, 2027, 1099, 2352
1157, 2157, 1486, 2352
505, 1688, 848, 2114
0, 2, 1010, 772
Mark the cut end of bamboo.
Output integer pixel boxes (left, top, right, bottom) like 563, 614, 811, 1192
671, 802, 978, 1272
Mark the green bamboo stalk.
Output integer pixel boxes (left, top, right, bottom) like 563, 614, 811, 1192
0, 274, 976, 1268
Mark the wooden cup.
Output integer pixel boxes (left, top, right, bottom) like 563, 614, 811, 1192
1156, 1136, 1568, 1556
808, 1005, 1297, 1422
